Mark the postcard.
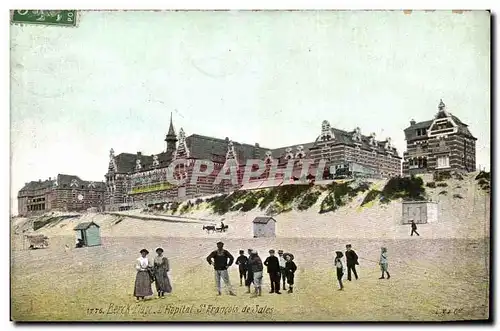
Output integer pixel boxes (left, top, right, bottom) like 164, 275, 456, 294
10, 10, 491, 322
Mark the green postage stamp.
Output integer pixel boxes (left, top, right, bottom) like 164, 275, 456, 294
11, 10, 77, 27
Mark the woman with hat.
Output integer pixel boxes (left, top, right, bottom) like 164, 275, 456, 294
334, 251, 345, 290
153, 247, 172, 297
283, 253, 297, 293
134, 249, 153, 300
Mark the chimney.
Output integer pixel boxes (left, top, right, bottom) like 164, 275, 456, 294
49, 177, 51, 181
137, 152, 142, 157
38, 179, 41, 182
410, 119, 416, 126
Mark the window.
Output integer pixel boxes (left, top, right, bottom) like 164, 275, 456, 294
437, 156, 450, 169
416, 129, 421, 136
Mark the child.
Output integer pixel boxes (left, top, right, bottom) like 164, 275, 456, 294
379, 247, 391, 279
334, 251, 344, 290
235, 250, 249, 286
283, 253, 297, 293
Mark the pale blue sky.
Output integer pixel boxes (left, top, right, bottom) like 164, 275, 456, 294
10, 10, 490, 212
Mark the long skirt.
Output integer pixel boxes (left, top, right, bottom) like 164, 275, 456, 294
134, 270, 153, 297
154, 267, 172, 293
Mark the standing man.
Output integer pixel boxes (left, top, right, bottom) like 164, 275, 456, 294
235, 250, 249, 286
278, 250, 287, 291
264, 249, 281, 294
249, 250, 264, 297
206, 241, 236, 296
345, 244, 359, 281
410, 220, 420, 236
245, 248, 254, 293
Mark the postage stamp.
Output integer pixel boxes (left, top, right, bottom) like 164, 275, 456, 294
11, 10, 77, 27
9, 10, 491, 323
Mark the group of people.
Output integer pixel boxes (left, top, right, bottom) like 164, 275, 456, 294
133, 247, 173, 300
206, 242, 297, 296
133, 242, 392, 299
333, 244, 391, 290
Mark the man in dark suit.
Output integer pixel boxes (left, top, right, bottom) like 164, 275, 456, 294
410, 220, 420, 236
345, 244, 359, 281
264, 249, 281, 294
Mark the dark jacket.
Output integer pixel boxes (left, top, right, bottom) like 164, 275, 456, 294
345, 250, 359, 267
249, 254, 263, 273
264, 255, 280, 274
206, 249, 234, 270
285, 261, 297, 275
411, 222, 417, 230
235, 255, 249, 270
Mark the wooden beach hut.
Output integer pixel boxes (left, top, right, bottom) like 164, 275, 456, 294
253, 217, 277, 238
73, 221, 101, 247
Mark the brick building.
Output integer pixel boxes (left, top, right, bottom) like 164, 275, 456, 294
105, 115, 401, 211
402, 100, 477, 176
17, 174, 106, 216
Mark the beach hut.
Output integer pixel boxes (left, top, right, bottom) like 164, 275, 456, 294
401, 201, 438, 225
73, 221, 101, 247
253, 217, 277, 238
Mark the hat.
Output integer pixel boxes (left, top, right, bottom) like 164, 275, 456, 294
155, 247, 164, 253
278, 250, 284, 254
269, 249, 275, 253
283, 252, 294, 260
346, 244, 352, 248
140, 249, 149, 255
216, 241, 224, 246
335, 251, 344, 258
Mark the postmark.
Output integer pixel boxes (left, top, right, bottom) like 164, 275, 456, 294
11, 10, 77, 27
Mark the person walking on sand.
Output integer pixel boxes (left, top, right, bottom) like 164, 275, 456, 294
379, 247, 391, 279
134, 249, 154, 300
345, 244, 359, 281
264, 249, 282, 294
245, 248, 254, 293
278, 250, 287, 291
206, 241, 236, 296
235, 250, 249, 286
410, 220, 420, 236
334, 251, 344, 290
283, 253, 297, 293
249, 250, 264, 297
153, 247, 172, 297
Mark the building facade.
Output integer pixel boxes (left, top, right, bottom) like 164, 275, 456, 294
402, 100, 477, 176
105, 115, 402, 211
17, 174, 106, 216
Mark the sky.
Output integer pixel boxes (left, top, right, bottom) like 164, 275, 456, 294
10, 10, 490, 214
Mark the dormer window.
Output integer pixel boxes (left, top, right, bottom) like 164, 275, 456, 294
319, 120, 335, 141
352, 127, 362, 142
295, 145, 305, 159
369, 132, 377, 146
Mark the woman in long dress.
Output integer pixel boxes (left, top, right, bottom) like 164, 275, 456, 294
153, 247, 172, 297
134, 249, 153, 300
